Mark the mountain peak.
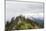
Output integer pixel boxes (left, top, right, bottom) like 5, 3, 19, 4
5, 15, 44, 31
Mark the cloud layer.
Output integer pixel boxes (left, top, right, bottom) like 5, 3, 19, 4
6, 1, 44, 20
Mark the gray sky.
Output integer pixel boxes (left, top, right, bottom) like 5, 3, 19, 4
6, 1, 44, 20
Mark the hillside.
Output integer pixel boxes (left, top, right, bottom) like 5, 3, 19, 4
5, 15, 44, 31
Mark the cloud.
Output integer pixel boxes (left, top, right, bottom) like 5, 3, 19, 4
6, 1, 43, 13
6, 1, 44, 20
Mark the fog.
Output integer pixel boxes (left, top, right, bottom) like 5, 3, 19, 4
6, 1, 44, 21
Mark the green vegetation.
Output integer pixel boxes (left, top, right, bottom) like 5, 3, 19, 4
15, 21, 33, 30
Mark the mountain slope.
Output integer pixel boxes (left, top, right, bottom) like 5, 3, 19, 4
5, 15, 44, 31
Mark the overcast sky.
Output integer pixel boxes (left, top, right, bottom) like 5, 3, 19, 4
6, 1, 44, 21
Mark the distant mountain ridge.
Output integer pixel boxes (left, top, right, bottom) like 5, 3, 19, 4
28, 16, 43, 24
